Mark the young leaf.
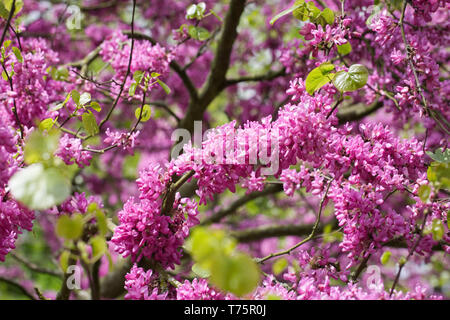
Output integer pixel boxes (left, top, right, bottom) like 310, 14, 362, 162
418, 184, 431, 202
135, 104, 152, 122
333, 64, 368, 92
89, 236, 107, 262
82, 111, 99, 136
156, 79, 171, 94
133, 70, 145, 84
431, 219, 444, 241
9, 164, 72, 210
272, 258, 288, 275
39, 118, 55, 132
305, 62, 336, 95
56, 214, 84, 240
12, 46, 23, 63
380, 251, 391, 265
426, 148, 450, 164
128, 82, 137, 97
59, 250, 71, 273
71, 89, 80, 105
337, 42, 352, 56
79, 92, 91, 106
90, 101, 101, 112
321, 8, 335, 25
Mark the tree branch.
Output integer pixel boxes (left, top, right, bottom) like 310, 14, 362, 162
201, 184, 283, 225
178, 0, 247, 134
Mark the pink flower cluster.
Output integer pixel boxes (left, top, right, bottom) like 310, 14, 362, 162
124, 264, 167, 300
100, 31, 174, 97
111, 164, 199, 268
104, 128, 140, 154
176, 278, 228, 300
55, 134, 92, 168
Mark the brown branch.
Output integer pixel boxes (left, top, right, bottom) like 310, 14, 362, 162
178, 0, 247, 134
97, 0, 137, 132
201, 184, 283, 225
256, 179, 334, 264
224, 68, 286, 87
231, 222, 331, 243
337, 100, 384, 124
10, 252, 62, 278
0, 276, 36, 300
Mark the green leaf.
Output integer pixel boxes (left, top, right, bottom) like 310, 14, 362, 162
337, 42, 352, 56
321, 8, 335, 25
133, 70, 145, 84
272, 258, 288, 275
96, 211, 108, 236
128, 82, 137, 97
122, 152, 141, 180
82, 111, 99, 136
3, 39, 11, 49
426, 148, 450, 164
418, 184, 431, 202
11, 46, 22, 62
59, 250, 71, 273
135, 104, 152, 122
24, 130, 60, 164
192, 263, 211, 278
427, 162, 450, 189
188, 227, 260, 297
156, 79, 171, 94
380, 251, 391, 265
79, 92, 91, 106
447, 211, 450, 230
71, 90, 80, 105
305, 62, 336, 95
210, 253, 260, 297
1, 70, 7, 81
186, 2, 206, 20
90, 101, 101, 112
38, 118, 55, 132
188, 25, 210, 41
0, 0, 23, 19
431, 219, 444, 241
9, 164, 72, 210
89, 236, 107, 262
333, 64, 369, 92
56, 214, 84, 240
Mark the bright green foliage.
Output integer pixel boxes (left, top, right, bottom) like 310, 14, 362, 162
0, 0, 23, 19
270, 1, 335, 26
135, 104, 152, 122
187, 25, 210, 41
187, 227, 260, 297
56, 214, 84, 240
380, 251, 391, 265
272, 258, 288, 275
82, 111, 99, 136
333, 64, 369, 92
186, 2, 206, 20
337, 42, 352, 56
305, 62, 336, 95
418, 184, 431, 202
426, 148, 450, 164
8, 130, 76, 210
431, 219, 444, 241
427, 162, 450, 190
9, 164, 72, 210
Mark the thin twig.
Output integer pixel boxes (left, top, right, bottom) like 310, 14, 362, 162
256, 179, 334, 264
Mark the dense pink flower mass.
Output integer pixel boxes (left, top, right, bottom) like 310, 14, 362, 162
0, 0, 448, 301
